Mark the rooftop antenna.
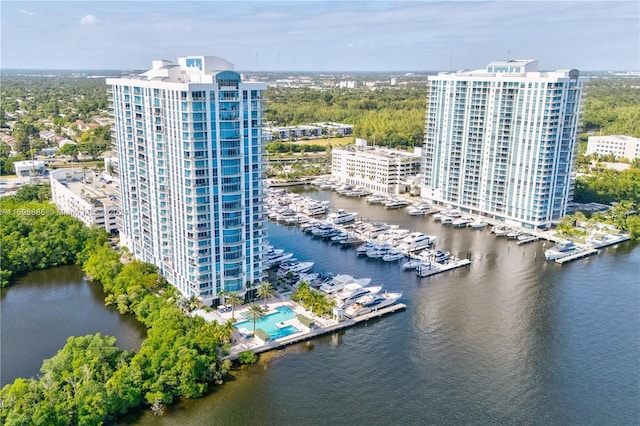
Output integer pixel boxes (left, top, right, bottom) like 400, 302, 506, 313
507, 49, 511, 61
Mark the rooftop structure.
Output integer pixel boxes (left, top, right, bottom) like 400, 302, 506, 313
107, 56, 268, 304
421, 60, 586, 229
586, 135, 640, 160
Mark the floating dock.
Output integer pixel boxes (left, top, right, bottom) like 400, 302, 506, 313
416, 258, 471, 277
224, 303, 407, 361
516, 236, 540, 245
555, 248, 599, 264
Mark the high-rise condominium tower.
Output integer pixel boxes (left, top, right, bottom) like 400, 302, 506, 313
107, 56, 267, 304
421, 60, 585, 229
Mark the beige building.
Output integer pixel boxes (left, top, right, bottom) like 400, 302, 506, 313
586, 135, 640, 160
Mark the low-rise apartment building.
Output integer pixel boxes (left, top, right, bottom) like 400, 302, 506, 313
586, 135, 640, 160
331, 144, 421, 195
50, 168, 120, 233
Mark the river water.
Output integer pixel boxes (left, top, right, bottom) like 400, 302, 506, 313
128, 187, 639, 425
0, 265, 146, 386
2, 189, 638, 424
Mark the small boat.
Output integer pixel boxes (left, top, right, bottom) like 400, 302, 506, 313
416, 262, 437, 277
382, 250, 405, 262
326, 209, 358, 225
452, 217, 471, 227
544, 241, 583, 261
366, 195, 387, 204
401, 258, 424, 270
433, 250, 450, 263
468, 218, 488, 229
441, 216, 454, 225
385, 199, 410, 209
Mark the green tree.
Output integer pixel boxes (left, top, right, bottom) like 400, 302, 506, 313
256, 282, 275, 307
225, 292, 244, 320
244, 303, 266, 335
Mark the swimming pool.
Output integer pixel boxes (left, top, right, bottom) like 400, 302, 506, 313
235, 305, 299, 340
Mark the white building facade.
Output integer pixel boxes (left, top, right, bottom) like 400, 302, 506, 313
421, 60, 585, 229
586, 135, 640, 160
50, 169, 120, 233
107, 56, 268, 304
332, 145, 421, 194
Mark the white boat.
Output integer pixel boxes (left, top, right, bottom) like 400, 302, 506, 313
364, 222, 391, 239
330, 232, 350, 242
398, 232, 436, 252
366, 243, 392, 259
355, 241, 377, 255
366, 195, 387, 204
304, 202, 329, 216
344, 291, 403, 318
401, 258, 424, 270
265, 252, 294, 268
326, 209, 358, 225
433, 212, 444, 221
311, 223, 336, 237
441, 216, 454, 225
452, 217, 471, 227
335, 283, 383, 304
469, 218, 488, 229
416, 262, 437, 277
385, 199, 410, 209
544, 241, 583, 261
433, 250, 450, 263
492, 225, 510, 236
320, 274, 372, 294
382, 250, 405, 262
277, 260, 314, 277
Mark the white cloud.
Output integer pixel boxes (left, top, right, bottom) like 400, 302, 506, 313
20, 9, 35, 16
80, 14, 100, 25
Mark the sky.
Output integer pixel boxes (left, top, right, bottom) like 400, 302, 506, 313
1, 0, 638, 72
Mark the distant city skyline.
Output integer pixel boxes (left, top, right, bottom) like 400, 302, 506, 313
1, 1, 638, 72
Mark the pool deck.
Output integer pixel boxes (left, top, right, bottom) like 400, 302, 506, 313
222, 300, 406, 361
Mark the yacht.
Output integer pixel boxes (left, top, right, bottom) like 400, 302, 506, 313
355, 241, 377, 256
265, 252, 294, 268
344, 291, 403, 318
544, 241, 583, 261
326, 209, 358, 225
365, 222, 391, 239
441, 216, 454, 225
310, 223, 336, 237
304, 202, 329, 216
452, 217, 471, 227
401, 258, 424, 270
468, 218, 488, 229
366, 195, 387, 204
433, 250, 450, 263
491, 225, 510, 237
366, 243, 392, 259
416, 262, 437, 277
398, 232, 436, 252
382, 250, 405, 262
385, 199, 410, 209
330, 232, 350, 243
432, 212, 444, 221
407, 202, 434, 216
277, 260, 314, 277
335, 284, 384, 306
320, 274, 372, 294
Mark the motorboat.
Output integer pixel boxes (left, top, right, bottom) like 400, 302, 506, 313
366, 243, 392, 259
433, 250, 450, 263
441, 216, 454, 225
433, 212, 444, 221
382, 250, 405, 262
277, 260, 314, 277
401, 258, 424, 270
330, 232, 350, 243
385, 199, 410, 209
355, 241, 377, 256
468, 218, 488, 229
364, 222, 391, 239
398, 232, 436, 252
366, 195, 387, 204
491, 225, 510, 236
544, 241, 583, 261
320, 274, 372, 294
344, 291, 403, 318
507, 229, 522, 239
452, 217, 471, 227
265, 252, 294, 268
335, 283, 383, 303
304, 201, 329, 216
311, 223, 336, 237
326, 209, 358, 225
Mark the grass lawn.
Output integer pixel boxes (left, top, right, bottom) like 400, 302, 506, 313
290, 136, 354, 147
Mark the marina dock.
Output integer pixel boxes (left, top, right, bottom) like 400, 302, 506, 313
224, 303, 407, 361
416, 258, 471, 277
555, 248, 599, 264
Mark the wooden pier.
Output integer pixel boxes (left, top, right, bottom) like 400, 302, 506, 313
416, 258, 471, 277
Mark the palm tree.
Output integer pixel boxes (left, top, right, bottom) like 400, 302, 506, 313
244, 303, 266, 336
226, 292, 244, 320
217, 289, 228, 307
256, 282, 275, 308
